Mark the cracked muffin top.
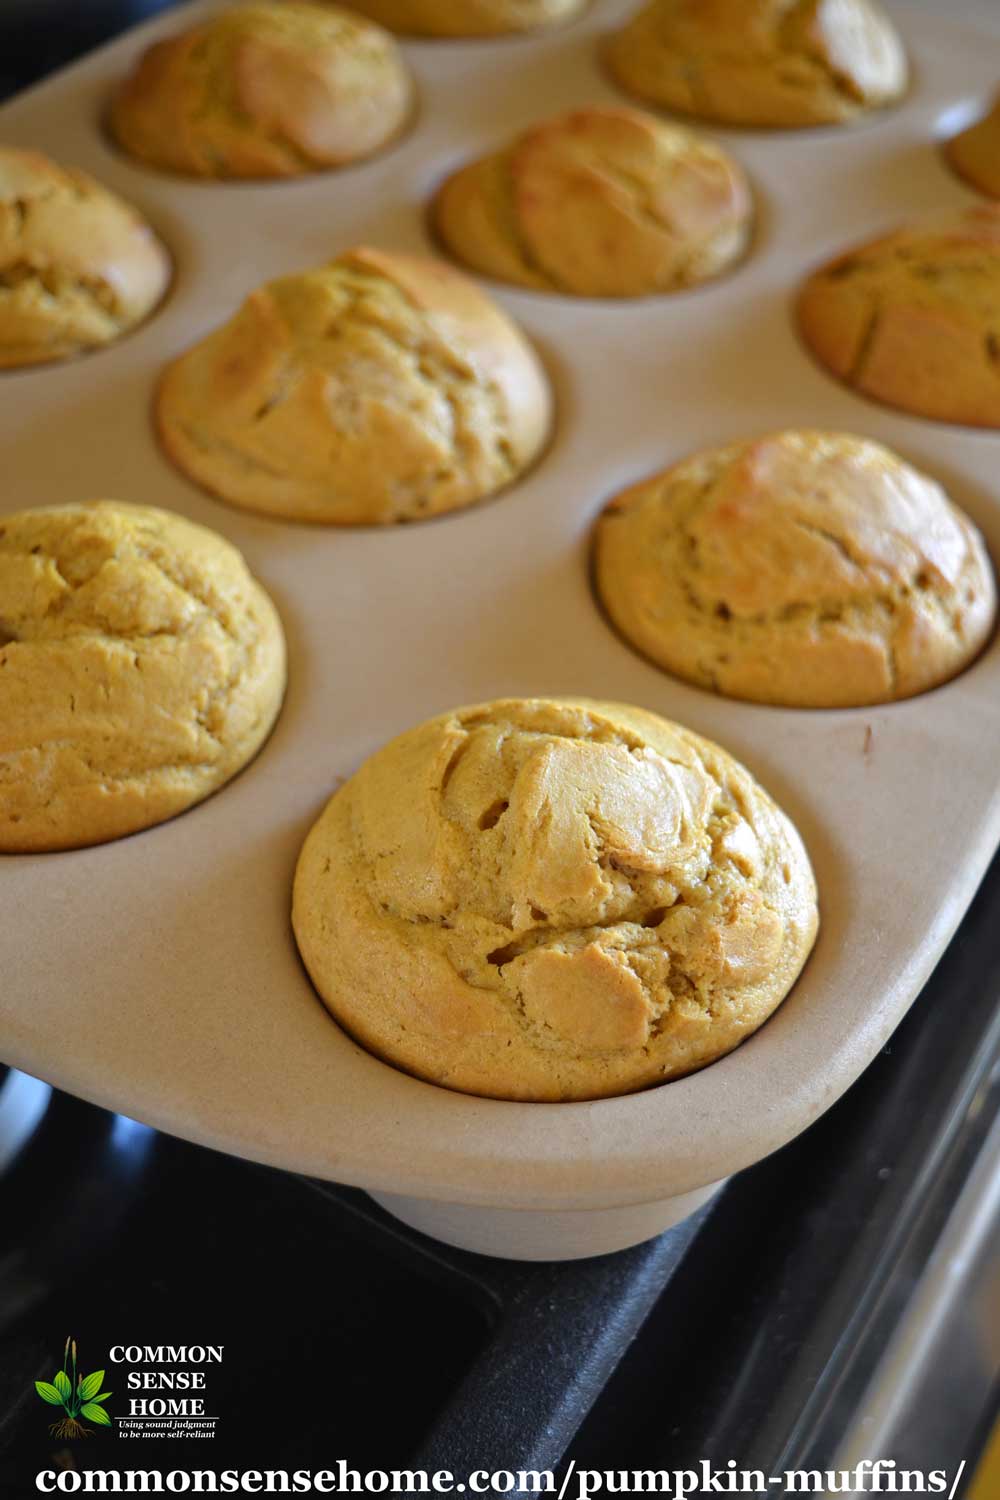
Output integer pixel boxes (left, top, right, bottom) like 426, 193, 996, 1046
593, 432, 996, 708
0, 147, 170, 368
945, 94, 1000, 200
108, 1, 413, 179
292, 697, 819, 1101
605, 0, 907, 129
797, 204, 1000, 428
0, 502, 286, 852
432, 105, 752, 299
156, 247, 553, 525
333, 0, 583, 36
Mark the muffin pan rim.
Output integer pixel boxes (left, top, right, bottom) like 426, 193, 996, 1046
3, 0, 1000, 1215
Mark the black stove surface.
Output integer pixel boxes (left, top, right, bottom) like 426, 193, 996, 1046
0, 1084, 703, 1487
0, 1095, 490, 1475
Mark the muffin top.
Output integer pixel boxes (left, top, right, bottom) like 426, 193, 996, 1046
606, 0, 907, 129
333, 0, 583, 37
157, 246, 553, 525
945, 93, 1000, 199
594, 431, 996, 708
0, 502, 286, 852
292, 697, 818, 1101
108, 1, 413, 179
797, 204, 1000, 428
433, 105, 752, 298
0, 147, 170, 368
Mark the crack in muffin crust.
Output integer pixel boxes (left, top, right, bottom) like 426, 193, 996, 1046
605, 0, 907, 130
0, 502, 286, 852
593, 431, 996, 708
797, 206, 1000, 425
432, 106, 752, 299
156, 248, 551, 525
108, 1, 414, 180
292, 698, 818, 1100
0, 147, 171, 367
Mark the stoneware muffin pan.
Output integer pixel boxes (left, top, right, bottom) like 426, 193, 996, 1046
3, 0, 1000, 1260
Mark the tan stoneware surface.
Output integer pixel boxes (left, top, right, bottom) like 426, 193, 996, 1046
3, 0, 1000, 1252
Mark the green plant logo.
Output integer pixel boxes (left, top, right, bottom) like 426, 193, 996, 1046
35, 1338, 113, 1439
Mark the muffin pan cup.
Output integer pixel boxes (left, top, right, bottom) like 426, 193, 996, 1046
3, 0, 1000, 1260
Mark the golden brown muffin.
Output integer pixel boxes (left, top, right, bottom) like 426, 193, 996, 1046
293, 697, 819, 1101
108, 1, 413, 179
329, 0, 583, 38
156, 246, 553, 525
593, 431, 996, 708
945, 93, 1000, 199
606, 0, 907, 130
797, 204, 1000, 428
0, 502, 286, 853
0, 146, 170, 368
432, 106, 752, 298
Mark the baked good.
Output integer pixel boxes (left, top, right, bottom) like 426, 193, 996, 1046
945, 93, 1000, 199
432, 105, 752, 298
156, 246, 552, 524
606, 0, 907, 129
593, 431, 996, 708
331, 0, 583, 38
796, 204, 1000, 427
108, 2, 412, 179
0, 146, 170, 368
0, 501, 286, 853
293, 697, 818, 1101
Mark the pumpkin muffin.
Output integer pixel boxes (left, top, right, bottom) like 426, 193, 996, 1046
293, 697, 819, 1101
945, 93, 1000, 199
0, 502, 286, 852
108, 1, 413, 179
156, 246, 552, 525
593, 431, 996, 708
331, 0, 584, 38
606, 0, 907, 130
432, 105, 752, 298
796, 204, 1000, 427
0, 146, 170, 368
